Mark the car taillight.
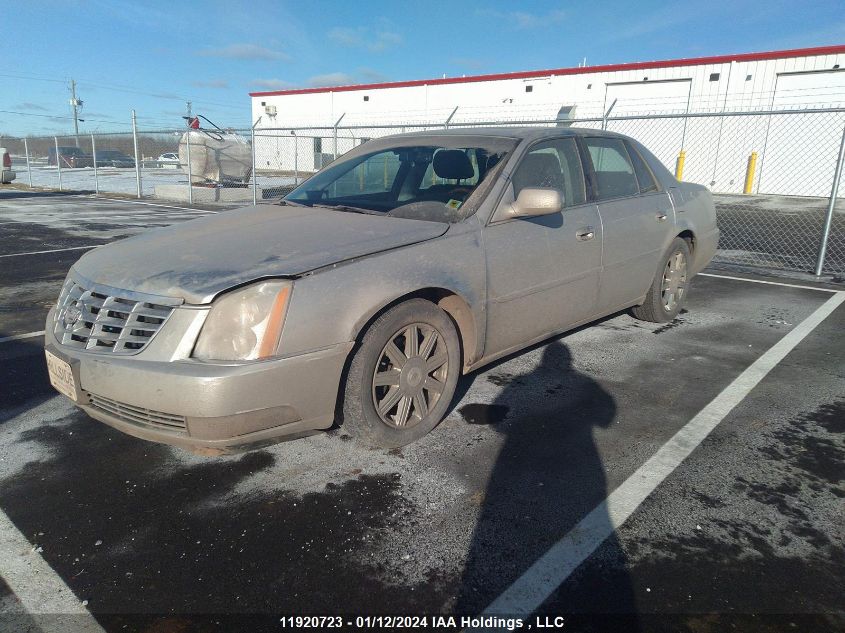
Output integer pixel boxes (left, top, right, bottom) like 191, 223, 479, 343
2, 152, 11, 168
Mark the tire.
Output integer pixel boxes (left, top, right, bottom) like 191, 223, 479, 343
342, 299, 461, 448
631, 237, 691, 323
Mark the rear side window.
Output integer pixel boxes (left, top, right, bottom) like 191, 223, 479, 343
584, 137, 640, 201
626, 141, 660, 194
511, 137, 586, 207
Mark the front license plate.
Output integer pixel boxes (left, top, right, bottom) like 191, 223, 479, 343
45, 350, 78, 402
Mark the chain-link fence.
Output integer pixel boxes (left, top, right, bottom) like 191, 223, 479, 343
2, 106, 844, 276
0, 114, 253, 204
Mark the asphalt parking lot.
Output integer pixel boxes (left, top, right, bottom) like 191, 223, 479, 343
1, 190, 843, 632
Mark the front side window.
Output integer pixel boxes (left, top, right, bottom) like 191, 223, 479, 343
584, 137, 640, 201
284, 138, 517, 222
510, 137, 586, 207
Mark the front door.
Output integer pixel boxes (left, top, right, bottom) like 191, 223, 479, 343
483, 137, 602, 358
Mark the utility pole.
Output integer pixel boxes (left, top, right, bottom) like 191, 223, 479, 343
69, 79, 83, 147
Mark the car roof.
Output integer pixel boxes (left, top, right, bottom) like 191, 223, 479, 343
379, 126, 628, 141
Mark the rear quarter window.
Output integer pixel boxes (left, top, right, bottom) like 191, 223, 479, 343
625, 141, 660, 194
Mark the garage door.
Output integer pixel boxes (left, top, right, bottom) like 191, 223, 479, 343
758, 70, 845, 196
602, 80, 692, 175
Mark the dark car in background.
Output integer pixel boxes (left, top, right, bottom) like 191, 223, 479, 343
48, 146, 93, 168
94, 150, 135, 168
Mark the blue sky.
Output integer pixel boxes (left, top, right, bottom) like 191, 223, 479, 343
1, 0, 843, 136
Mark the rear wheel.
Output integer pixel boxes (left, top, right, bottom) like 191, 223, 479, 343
632, 237, 691, 323
342, 299, 461, 448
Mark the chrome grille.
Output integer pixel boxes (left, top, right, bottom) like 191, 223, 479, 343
54, 275, 180, 355
88, 394, 188, 433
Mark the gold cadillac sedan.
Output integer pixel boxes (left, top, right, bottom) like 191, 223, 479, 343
45, 128, 718, 453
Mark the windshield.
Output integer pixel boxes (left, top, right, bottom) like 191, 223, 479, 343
283, 138, 517, 223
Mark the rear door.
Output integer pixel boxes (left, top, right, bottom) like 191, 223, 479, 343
582, 136, 674, 313
483, 136, 602, 357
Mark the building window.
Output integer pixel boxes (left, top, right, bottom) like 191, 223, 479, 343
587, 83, 592, 89
363, 95, 369, 101
261, 101, 266, 106
709, 73, 720, 81
745, 74, 752, 81
525, 85, 533, 93
643, 77, 648, 81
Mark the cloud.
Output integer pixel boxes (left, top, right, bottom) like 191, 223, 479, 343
14, 102, 49, 111
197, 44, 290, 61
307, 68, 391, 88
251, 68, 390, 91
357, 67, 390, 83
307, 73, 357, 87
328, 22, 403, 52
451, 57, 484, 70
191, 79, 230, 89
762, 19, 845, 50
604, 11, 694, 41
478, 8, 566, 29
250, 79, 293, 90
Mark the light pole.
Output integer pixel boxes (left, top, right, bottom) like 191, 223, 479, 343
69, 79, 83, 147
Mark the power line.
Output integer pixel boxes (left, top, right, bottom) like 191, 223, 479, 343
0, 71, 248, 111
0, 109, 123, 124
0, 72, 67, 84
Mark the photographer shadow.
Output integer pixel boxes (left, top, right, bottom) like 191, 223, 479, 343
455, 342, 640, 629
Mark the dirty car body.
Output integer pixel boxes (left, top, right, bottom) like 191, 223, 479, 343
44, 128, 718, 452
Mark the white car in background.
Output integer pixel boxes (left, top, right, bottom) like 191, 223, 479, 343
157, 152, 179, 166
1, 148, 16, 184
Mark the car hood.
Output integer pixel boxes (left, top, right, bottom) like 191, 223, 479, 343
73, 204, 448, 303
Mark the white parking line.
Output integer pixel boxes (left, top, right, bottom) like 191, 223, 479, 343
93, 197, 218, 213
482, 290, 845, 617
0, 245, 99, 258
698, 272, 839, 293
0, 331, 44, 345
0, 512, 106, 631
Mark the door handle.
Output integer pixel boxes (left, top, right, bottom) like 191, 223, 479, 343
656, 213, 668, 222
576, 227, 595, 241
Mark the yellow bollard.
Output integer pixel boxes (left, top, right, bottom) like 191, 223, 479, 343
675, 150, 686, 181
744, 151, 758, 194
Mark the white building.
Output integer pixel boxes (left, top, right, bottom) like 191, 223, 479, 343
250, 45, 845, 196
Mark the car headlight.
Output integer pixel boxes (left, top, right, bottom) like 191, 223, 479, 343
193, 281, 292, 361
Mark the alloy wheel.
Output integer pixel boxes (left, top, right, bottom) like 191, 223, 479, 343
371, 323, 448, 428
661, 250, 688, 312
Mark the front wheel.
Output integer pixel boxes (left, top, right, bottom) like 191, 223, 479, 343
341, 299, 461, 448
632, 237, 691, 323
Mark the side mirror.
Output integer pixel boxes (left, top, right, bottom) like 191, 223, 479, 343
510, 187, 563, 218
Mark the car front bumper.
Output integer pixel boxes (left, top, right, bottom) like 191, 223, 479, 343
45, 307, 354, 453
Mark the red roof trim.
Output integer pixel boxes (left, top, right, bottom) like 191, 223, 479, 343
249, 45, 845, 97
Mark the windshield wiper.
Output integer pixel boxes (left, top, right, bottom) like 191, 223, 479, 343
279, 199, 307, 207
309, 203, 383, 215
